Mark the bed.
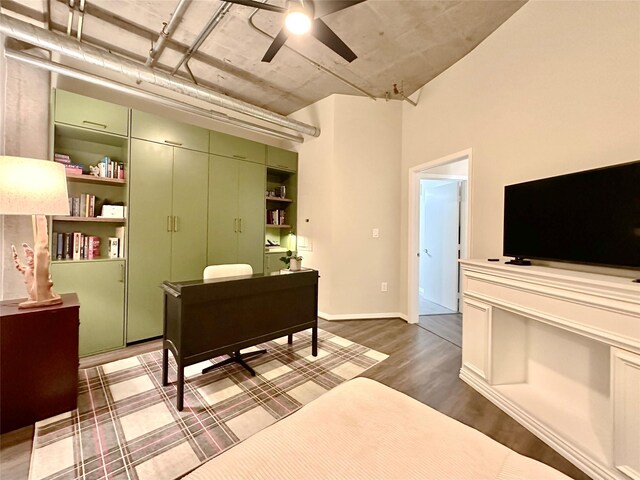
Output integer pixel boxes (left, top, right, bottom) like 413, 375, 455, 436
184, 377, 570, 480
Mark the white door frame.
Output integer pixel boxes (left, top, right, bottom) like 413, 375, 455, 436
407, 149, 473, 324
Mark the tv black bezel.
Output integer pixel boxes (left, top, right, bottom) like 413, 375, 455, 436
503, 160, 640, 271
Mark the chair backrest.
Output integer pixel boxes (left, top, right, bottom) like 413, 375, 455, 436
203, 264, 253, 280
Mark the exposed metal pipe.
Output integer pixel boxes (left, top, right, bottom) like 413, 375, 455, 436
248, 7, 376, 101
0, 13, 320, 137
5, 48, 304, 143
145, 0, 192, 68
76, 0, 85, 41
171, 1, 232, 76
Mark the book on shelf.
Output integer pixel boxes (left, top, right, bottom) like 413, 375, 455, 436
108, 237, 119, 259
115, 226, 126, 258
88, 236, 100, 259
266, 209, 286, 225
63, 233, 71, 259
64, 164, 84, 175
54, 153, 71, 164
97, 157, 125, 180
72, 232, 82, 260
56, 232, 64, 260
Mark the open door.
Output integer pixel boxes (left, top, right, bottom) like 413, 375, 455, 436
420, 180, 460, 312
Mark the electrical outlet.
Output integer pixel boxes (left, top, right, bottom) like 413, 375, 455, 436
381, 282, 388, 292
372, 228, 379, 238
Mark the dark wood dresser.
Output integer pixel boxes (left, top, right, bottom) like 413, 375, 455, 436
0, 293, 79, 433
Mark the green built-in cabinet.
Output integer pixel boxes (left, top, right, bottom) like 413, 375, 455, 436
208, 155, 265, 273
131, 110, 209, 153
55, 90, 129, 136
51, 89, 300, 350
210, 131, 266, 164
51, 90, 129, 357
51, 260, 125, 356
127, 138, 208, 342
264, 252, 289, 275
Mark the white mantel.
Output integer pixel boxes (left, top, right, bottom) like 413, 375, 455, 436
459, 259, 640, 480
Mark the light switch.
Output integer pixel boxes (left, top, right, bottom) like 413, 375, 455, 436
372, 228, 380, 238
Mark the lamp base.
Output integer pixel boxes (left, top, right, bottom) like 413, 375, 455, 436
18, 294, 63, 309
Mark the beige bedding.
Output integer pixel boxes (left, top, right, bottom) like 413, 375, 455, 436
185, 378, 570, 480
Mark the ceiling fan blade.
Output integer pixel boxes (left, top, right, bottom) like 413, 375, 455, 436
311, 18, 356, 62
262, 28, 290, 62
311, 0, 365, 18
225, 0, 285, 13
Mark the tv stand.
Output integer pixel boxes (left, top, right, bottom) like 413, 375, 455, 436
504, 256, 531, 266
460, 260, 640, 480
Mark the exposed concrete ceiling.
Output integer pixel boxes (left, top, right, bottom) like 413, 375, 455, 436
2, 0, 526, 115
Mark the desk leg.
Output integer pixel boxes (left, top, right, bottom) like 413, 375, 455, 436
162, 348, 169, 386
177, 365, 184, 411
312, 326, 318, 357
288, 334, 293, 345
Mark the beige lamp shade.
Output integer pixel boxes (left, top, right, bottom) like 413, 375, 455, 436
0, 156, 70, 215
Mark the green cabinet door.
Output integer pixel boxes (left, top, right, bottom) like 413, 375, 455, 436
264, 253, 288, 275
266, 146, 297, 172
52, 260, 125, 356
171, 148, 209, 281
238, 161, 266, 273
128, 139, 173, 342
210, 131, 266, 164
208, 154, 239, 266
55, 90, 129, 136
131, 110, 209, 153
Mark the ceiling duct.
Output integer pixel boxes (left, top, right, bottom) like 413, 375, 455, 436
0, 13, 320, 137
5, 48, 304, 143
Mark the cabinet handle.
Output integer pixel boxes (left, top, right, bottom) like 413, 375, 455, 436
232, 154, 247, 159
173, 216, 179, 232
234, 218, 238, 233
167, 216, 172, 232
82, 120, 107, 129
119, 264, 124, 282
164, 140, 183, 146
239, 218, 243, 233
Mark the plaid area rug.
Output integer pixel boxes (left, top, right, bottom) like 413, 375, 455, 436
29, 329, 388, 480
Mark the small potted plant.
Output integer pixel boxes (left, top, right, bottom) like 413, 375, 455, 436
280, 250, 303, 271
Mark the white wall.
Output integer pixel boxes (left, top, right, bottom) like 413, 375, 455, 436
400, 0, 640, 315
290, 95, 403, 319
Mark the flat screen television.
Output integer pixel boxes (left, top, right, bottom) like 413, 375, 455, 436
503, 160, 640, 269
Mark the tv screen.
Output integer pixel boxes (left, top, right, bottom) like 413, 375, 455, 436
503, 160, 640, 269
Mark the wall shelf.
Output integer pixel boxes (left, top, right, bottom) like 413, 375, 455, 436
266, 224, 291, 229
266, 197, 293, 203
53, 216, 126, 223
66, 173, 126, 186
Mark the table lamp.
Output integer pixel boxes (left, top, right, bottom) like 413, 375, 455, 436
0, 156, 70, 308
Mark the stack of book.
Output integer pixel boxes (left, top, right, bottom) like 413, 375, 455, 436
267, 209, 286, 225
68, 194, 96, 217
53, 232, 101, 260
98, 156, 125, 179
54, 153, 84, 175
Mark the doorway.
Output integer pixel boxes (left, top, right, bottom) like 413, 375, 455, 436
418, 178, 462, 316
407, 150, 471, 329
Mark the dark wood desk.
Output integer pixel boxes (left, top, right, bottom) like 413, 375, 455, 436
161, 269, 319, 410
0, 293, 79, 433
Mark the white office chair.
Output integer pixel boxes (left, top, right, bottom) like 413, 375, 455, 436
201, 264, 267, 376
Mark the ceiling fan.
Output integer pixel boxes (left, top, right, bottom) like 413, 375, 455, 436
225, 0, 364, 63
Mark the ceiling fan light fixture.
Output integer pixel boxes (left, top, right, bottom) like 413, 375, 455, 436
285, 10, 311, 35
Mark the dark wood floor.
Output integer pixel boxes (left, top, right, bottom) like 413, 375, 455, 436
0, 317, 590, 480
418, 313, 462, 347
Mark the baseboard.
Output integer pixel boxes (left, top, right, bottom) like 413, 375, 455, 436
318, 311, 408, 322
